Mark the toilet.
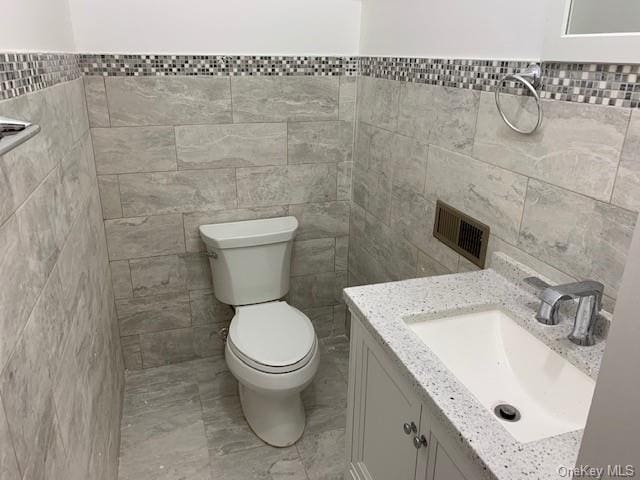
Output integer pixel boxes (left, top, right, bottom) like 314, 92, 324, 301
199, 216, 319, 447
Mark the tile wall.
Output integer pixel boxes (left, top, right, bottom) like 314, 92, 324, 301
86, 74, 356, 369
0, 78, 123, 479
350, 75, 639, 309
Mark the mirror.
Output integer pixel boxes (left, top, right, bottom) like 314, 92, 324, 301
566, 0, 640, 35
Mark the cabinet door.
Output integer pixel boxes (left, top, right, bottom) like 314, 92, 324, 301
357, 346, 422, 480
430, 444, 467, 480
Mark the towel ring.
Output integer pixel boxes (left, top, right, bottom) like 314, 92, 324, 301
495, 63, 543, 135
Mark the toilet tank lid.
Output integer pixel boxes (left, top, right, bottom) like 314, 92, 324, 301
199, 216, 298, 249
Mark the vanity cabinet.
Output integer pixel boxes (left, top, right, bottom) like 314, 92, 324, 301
345, 312, 480, 480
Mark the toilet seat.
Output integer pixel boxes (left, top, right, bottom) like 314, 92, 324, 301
228, 301, 316, 374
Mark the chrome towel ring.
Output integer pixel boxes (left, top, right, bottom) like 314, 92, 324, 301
494, 63, 543, 135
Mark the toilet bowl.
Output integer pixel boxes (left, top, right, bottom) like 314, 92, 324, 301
199, 216, 320, 447
225, 301, 320, 446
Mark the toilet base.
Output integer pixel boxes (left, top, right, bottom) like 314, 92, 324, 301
239, 383, 306, 447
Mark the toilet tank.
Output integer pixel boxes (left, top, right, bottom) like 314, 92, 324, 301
199, 216, 298, 306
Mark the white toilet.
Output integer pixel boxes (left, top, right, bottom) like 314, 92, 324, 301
199, 216, 320, 447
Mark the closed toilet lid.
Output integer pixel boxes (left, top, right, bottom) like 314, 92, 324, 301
228, 302, 316, 373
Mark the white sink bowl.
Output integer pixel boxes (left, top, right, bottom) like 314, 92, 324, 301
405, 308, 595, 443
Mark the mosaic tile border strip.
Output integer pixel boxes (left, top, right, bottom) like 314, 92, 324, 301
0, 52, 81, 101
2, 52, 639, 108
359, 56, 640, 108
79, 54, 359, 77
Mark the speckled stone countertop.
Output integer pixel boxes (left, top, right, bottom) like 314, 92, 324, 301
343, 253, 606, 480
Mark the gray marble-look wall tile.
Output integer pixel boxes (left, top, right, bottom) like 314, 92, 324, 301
352, 161, 392, 225
92, 126, 177, 175
183, 206, 289, 252
84, 76, 110, 127
34, 82, 75, 165
175, 123, 287, 170
391, 133, 429, 194
0, 402, 20, 480
193, 324, 226, 359
189, 290, 234, 326
15, 167, 68, 284
612, 109, 640, 212
117, 292, 191, 336
231, 76, 339, 123
425, 145, 528, 244
337, 161, 353, 201
339, 76, 357, 122
66, 78, 90, 143
106, 76, 232, 126
335, 236, 349, 272
129, 254, 187, 297
0, 94, 56, 225
416, 250, 452, 277
398, 83, 479, 154
182, 253, 213, 290
332, 305, 348, 337
473, 92, 629, 202
290, 271, 346, 309
457, 255, 481, 273
292, 238, 336, 276
288, 121, 353, 165
121, 335, 142, 370
519, 179, 637, 296
302, 306, 335, 339
105, 214, 185, 261
289, 201, 350, 240
349, 206, 418, 283
119, 169, 236, 216
140, 328, 197, 368
110, 260, 133, 299
0, 310, 56, 480
236, 164, 337, 208
356, 76, 400, 131
97, 175, 123, 219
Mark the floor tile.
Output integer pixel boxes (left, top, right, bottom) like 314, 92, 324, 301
117, 335, 350, 480
209, 445, 308, 480
297, 429, 346, 480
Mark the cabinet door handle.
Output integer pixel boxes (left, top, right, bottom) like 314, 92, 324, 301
413, 434, 428, 449
403, 422, 417, 435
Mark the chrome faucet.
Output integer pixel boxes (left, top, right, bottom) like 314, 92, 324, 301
524, 277, 604, 346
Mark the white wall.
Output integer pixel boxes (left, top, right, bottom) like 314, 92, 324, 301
577, 219, 640, 471
66, 0, 362, 55
359, 0, 547, 59
0, 0, 76, 52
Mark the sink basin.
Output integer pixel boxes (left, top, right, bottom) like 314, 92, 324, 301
405, 308, 595, 443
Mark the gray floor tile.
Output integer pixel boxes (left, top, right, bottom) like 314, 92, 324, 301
118, 336, 349, 480
209, 445, 308, 480
297, 429, 346, 480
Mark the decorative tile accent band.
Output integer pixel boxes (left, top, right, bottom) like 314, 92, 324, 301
78, 54, 359, 77
0, 52, 81, 100
541, 62, 640, 108
2, 52, 639, 108
359, 56, 640, 108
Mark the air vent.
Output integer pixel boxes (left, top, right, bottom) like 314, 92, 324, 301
433, 201, 490, 268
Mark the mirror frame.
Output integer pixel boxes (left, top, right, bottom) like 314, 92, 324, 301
543, 0, 640, 63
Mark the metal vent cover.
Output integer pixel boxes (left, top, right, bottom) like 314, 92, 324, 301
433, 201, 490, 268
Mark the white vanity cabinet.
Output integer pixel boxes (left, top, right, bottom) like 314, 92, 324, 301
345, 313, 482, 480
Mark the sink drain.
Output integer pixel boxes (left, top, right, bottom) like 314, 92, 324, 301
494, 404, 521, 422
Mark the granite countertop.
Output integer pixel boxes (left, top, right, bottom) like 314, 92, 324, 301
342, 253, 606, 480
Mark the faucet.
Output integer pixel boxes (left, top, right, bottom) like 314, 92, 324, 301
523, 277, 604, 346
